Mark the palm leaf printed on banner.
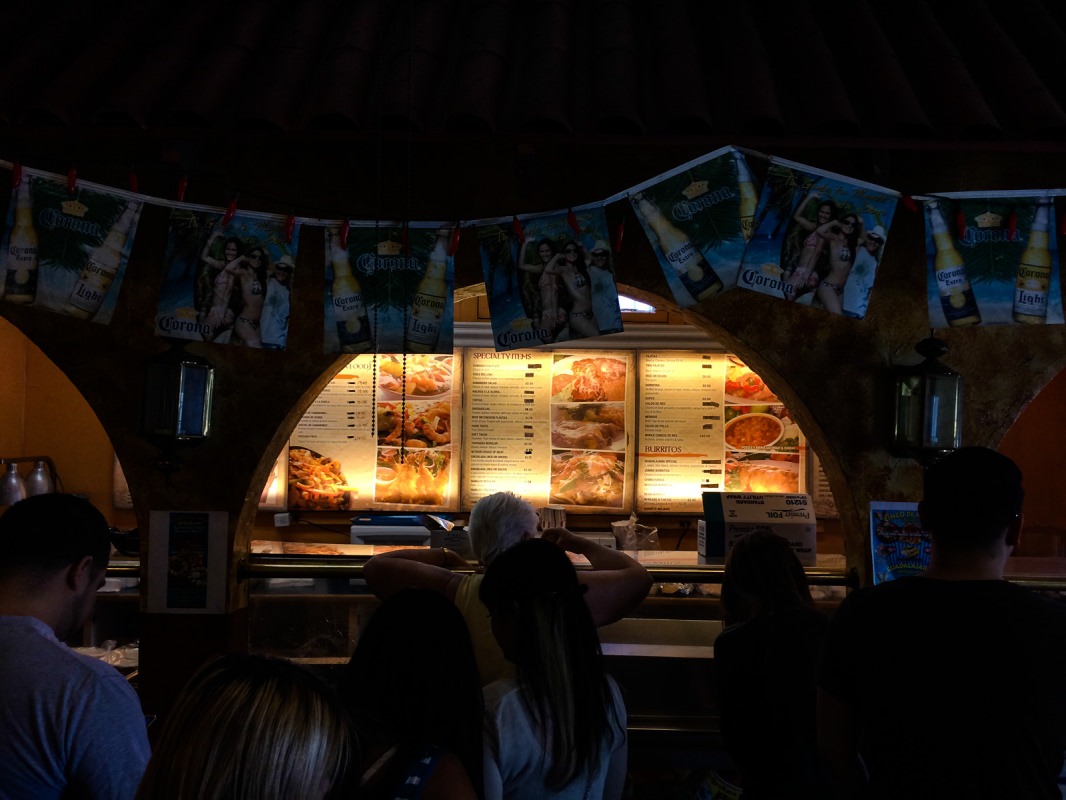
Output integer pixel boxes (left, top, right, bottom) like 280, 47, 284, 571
33, 178, 128, 273
947, 198, 1032, 285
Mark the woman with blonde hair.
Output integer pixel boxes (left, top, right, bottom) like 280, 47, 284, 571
136, 653, 351, 800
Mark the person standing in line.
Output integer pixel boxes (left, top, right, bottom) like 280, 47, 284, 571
479, 538, 627, 799
714, 531, 829, 798
818, 447, 1066, 799
261, 253, 293, 349
136, 653, 351, 800
0, 494, 151, 800
363, 490, 651, 686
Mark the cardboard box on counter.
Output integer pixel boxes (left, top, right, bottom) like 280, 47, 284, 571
698, 492, 816, 566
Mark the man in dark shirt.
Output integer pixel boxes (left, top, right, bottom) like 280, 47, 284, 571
818, 447, 1066, 799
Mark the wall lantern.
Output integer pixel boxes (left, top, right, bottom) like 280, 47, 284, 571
140, 344, 215, 468
892, 337, 963, 465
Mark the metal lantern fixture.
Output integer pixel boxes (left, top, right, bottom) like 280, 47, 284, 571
892, 337, 963, 464
140, 345, 215, 449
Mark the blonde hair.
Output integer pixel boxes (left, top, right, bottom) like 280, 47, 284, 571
466, 491, 539, 566
136, 654, 350, 800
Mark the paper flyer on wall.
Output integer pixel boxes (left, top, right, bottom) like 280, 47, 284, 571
323, 223, 455, 355
626, 146, 755, 307
155, 210, 298, 348
922, 192, 1064, 328
146, 510, 228, 613
477, 206, 622, 352
0, 172, 142, 323
869, 501, 931, 584
738, 158, 898, 318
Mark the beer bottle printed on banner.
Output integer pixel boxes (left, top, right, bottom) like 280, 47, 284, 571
66, 200, 140, 320
328, 228, 372, 353
733, 151, 758, 242
1011, 200, 1052, 325
632, 191, 723, 302
3, 179, 40, 304
928, 200, 981, 327
404, 227, 449, 353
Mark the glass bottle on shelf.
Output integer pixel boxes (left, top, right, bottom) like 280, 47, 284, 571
25, 460, 54, 495
0, 463, 27, 506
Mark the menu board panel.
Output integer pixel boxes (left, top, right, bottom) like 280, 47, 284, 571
288, 353, 462, 512
636, 352, 806, 513
461, 349, 635, 512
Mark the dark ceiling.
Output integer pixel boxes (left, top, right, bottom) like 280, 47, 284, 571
4, 0, 1066, 217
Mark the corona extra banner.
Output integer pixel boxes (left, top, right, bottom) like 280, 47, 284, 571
322, 223, 455, 355
922, 192, 1063, 328
738, 157, 899, 319
155, 210, 300, 348
0, 171, 142, 324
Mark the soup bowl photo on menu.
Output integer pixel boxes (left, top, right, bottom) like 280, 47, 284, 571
723, 413, 785, 450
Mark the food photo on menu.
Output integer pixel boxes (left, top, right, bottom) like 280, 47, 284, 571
550, 403, 626, 450
377, 354, 453, 398
724, 453, 802, 493
549, 450, 626, 508
374, 448, 451, 506
551, 354, 628, 402
377, 400, 452, 448
287, 447, 354, 511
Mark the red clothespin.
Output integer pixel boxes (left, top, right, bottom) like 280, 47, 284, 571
955, 208, 966, 240
221, 194, 239, 227
613, 218, 625, 254
176, 173, 188, 202
11, 162, 22, 189
512, 215, 525, 244
1007, 208, 1017, 241
128, 165, 139, 194
448, 224, 461, 256
901, 195, 918, 213
339, 219, 350, 249
401, 223, 410, 257
567, 208, 581, 235
284, 212, 296, 244
67, 165, 78, 194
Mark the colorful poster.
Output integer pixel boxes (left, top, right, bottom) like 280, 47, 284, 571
155, 210, 298, 348
0, 173, 142, 323
923, 193, 1064, 328
289, 352, 461, 511
870, 501, 931, 584
628, 146, 754, 307
738, 158, 898, 318
477, 206, 622, 351
323, 223, 455, 355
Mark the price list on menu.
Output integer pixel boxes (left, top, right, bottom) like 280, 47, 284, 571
461, 351, 552, 506
637, 352, 726, 513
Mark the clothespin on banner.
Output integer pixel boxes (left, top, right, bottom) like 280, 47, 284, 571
955, 207, 967, 240
512, 215, 525, 244
901, 195, 919, 213
448, 224, 461, 256
401, 223, 410, 257
567, 208, 581, 235
128, 165, 139, 194
221, 194, 239, 227
339, 219, 350, 249
284, 212, 296, 244
1007, 207, 1017, 241
11, 162, 21, 189
613, 217, 625, 254
176, 173, 189, 202
67, 165, 78, 194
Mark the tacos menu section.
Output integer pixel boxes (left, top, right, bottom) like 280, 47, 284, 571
282, 347, 805, 514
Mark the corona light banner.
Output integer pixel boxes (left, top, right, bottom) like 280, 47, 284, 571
476, 205, 621, 352
323, 222, 455, 355
155, 210, 300, 349
625, 146, 756, 308
738, 157, 898, 319
0, 172, 143, 324
922, 192, 1064, 328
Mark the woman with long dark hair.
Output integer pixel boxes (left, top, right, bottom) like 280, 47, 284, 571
715, 531, 829, 798
479, 538, 627, 799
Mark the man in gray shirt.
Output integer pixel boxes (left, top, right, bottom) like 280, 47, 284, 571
0, 494, 150, 799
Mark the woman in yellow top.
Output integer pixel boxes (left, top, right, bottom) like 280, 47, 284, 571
363, 491, 652, 686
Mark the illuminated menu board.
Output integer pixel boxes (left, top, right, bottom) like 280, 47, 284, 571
283, 347, 803, 514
